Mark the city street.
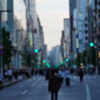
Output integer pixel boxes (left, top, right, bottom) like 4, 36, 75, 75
0, 75, 100, 100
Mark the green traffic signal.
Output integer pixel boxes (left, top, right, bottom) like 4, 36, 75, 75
46, 63, 51, 68
60, 62, 64, 64
66, 58, 69, 62
90, 42, 94, 47
43, 60, 46, 63
34, 49, 39, 53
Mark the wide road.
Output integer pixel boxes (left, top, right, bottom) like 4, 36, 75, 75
0, 75, 100, 100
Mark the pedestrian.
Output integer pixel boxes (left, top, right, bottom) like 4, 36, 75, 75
78, 68, 84, 82
7, 68, 13, 82
48, 70, 61, 100
65, 68, 70, 86
0, 73, 3, 90
46, 69, 50, 80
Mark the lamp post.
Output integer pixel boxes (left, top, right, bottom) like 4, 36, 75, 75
0, 10, 11, 74
94, 39, 98, 74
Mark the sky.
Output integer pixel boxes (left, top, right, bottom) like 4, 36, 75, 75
36, 0, 69, 51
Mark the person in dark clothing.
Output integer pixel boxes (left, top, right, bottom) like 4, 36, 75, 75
46, 69, 50, 80
48, 70, 61, 100
79, 68, 84, 82
0, 74, 3, 90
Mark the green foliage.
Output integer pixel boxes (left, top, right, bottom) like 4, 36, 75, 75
2, 27, 13, 65
75, 47, 96, 67
89, 47, 96, 65
75, 53, 81, 67
23, 51, 38, 67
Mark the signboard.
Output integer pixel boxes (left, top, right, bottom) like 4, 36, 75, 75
0, 50, 3, 55
0, 45, 3, 50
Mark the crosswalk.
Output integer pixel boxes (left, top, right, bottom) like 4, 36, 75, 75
70, 75, 100, 80
28, 76, 45, 81
28, 75, 100, 82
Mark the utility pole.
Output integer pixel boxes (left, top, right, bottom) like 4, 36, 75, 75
0, 12, 3, 74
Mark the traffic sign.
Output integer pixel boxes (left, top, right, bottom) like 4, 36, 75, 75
0, 45, 3, 50
0, 50, 3, 55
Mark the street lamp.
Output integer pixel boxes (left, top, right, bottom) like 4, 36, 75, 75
0, 10, 11, 74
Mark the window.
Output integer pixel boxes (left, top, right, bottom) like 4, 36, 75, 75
85, 30, 88, 33
85, 24, 88, 27
85, 17, 87, 20
85, 37, 88, 40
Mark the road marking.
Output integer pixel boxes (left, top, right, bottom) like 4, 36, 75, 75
84, 84, 91, 100
88, 76, 91, 79
71, 82, 75, 85
28, 79, 31, 81
39, 77, 41, 80
45, 84, 48, 86
22, 90, 28, 95
93, 76, 96, 79
31, 79, 40, 87
20, 85, 23, 88
33, 78, 36, 80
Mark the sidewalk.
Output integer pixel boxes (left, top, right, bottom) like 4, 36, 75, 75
3, 76, 24, 88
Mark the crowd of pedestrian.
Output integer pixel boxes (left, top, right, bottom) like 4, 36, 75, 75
0, 67, 35, 90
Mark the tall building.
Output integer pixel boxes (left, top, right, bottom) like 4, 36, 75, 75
92, 0, 100, 74
77, 0, 89, 53
24, 0, 36, 48
69, 0, 76, 53
7, 0, 14, 34
49, 46, 60, 67
64, 19, 70, 58
0, 0, 7, 22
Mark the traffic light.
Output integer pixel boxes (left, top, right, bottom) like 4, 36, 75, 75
89, 42, 94, 47
43, 60, 46, 63
65, 58, 69, 62
60, 62, 64, 64
46, 63, 51, 68
34, 49, 39, 53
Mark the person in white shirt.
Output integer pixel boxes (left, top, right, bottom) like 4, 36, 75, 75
64, 68, 70, 86
7, 68, 13, 81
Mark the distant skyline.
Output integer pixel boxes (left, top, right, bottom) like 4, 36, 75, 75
36, 0, 69, 51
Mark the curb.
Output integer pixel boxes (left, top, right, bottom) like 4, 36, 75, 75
3, 79, 24, 88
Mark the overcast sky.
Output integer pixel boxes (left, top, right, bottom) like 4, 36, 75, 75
36, 0, 69, 51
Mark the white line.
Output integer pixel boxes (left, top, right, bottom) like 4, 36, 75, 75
71, 82, 75, 85
22, 90, 28, 95
88, 76, 91, 79
93, 76, 96, 79
28, 79, 31, 81
20, 85, 23, 88
84, 84, 91, 100
31, 79, 40, 87
33, 78, 36, 80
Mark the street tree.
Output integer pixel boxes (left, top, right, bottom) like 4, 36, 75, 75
2, 27, 13, 65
